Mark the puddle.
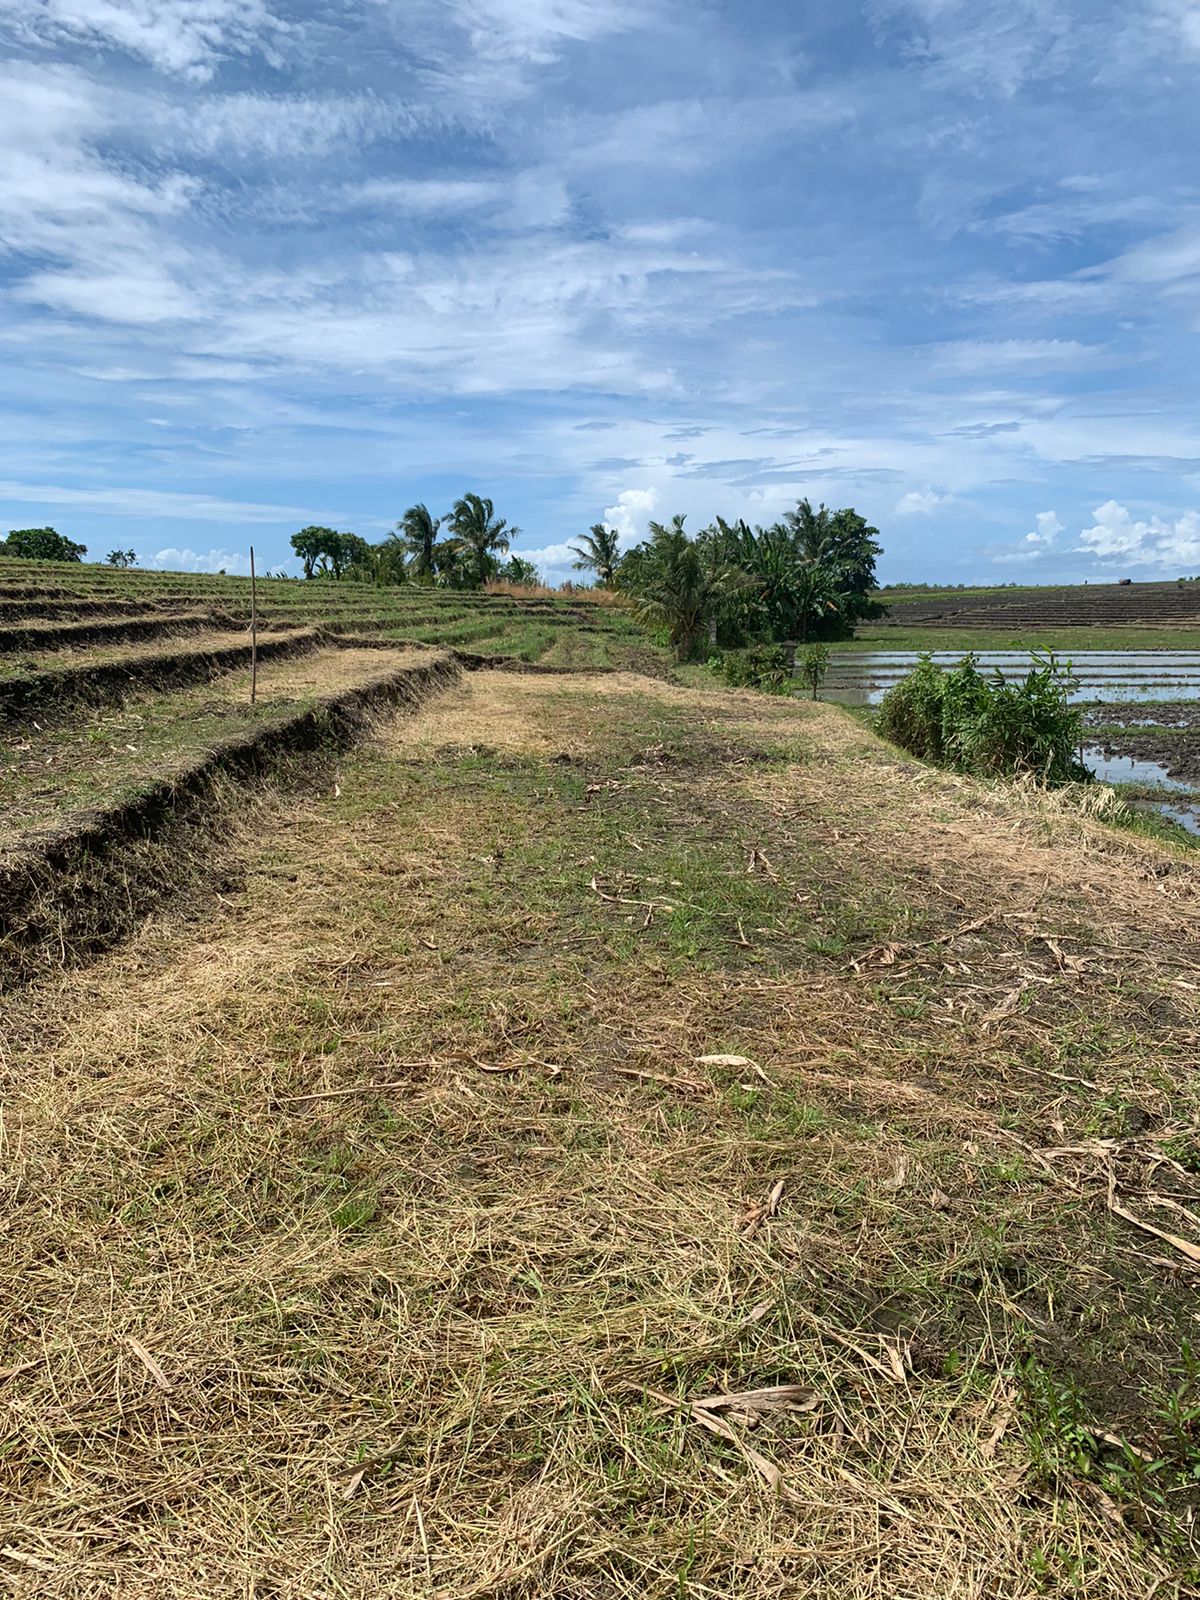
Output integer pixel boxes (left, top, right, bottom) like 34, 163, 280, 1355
1083, 713, 1199, 729
824, 651, 1200, 706
1081, 748, 1195, 791
1081, 747, 1200, 836
1156, 803, 1200, 836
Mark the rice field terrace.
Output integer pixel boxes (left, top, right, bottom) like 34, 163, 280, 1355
877, 580, 1200, 631
4, 561, 1200, 1597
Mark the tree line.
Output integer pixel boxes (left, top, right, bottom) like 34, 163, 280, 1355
571, 499, 883, 661
0, 528, 138, 566
290, 495, 540, 590
1, 494, 885, 667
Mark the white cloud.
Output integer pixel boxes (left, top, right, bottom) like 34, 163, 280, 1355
602, 487, 659, 542
17, 264, 199, 324
150, 91, 416, 161
0, 481, 315, 522
1076, 500, 1200, 567
145, 546, 253, 575
895, 487, 950, 515
515, 539, 583, 570
1100, 224, 1200, 287
449, 0, 641, 64
338, 177, 504, 215
1026, 510, 1063, 544
868, 0, 1076, 97
0, 0, 289, 80
935, 338, 1101, 373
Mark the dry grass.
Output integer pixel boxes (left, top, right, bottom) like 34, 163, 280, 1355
0, 646, 442, 844
1, 673, 1198, 1596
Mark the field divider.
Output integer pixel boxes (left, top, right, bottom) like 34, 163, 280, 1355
0, 628, 322, 724
0, 649, 463, 989
327, 632, 620, 675
0, 610, 243, 655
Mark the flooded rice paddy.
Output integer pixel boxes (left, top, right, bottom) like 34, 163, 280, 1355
824, 650, 1200, 706
821, 649, 1200, 838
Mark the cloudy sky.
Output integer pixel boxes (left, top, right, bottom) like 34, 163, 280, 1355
3, 0, 1200, 581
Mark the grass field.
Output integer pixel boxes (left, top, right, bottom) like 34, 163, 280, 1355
3, 563, 1200, 1595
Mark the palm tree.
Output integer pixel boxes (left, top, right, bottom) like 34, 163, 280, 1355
570, 523, 622, 588
396, 504, 442, 581
628, 515, 742, 662
446, 494, 519, 589
782, 497, 834, 562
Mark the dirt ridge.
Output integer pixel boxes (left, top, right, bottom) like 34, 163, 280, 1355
0, 628, 319, 724
0, 650, 462, 989
0, 611, 241, 654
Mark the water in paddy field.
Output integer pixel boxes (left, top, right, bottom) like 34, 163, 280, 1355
817, 648, 1200, 835
821, 651, 1200, 706
1079, 748, 1200, 833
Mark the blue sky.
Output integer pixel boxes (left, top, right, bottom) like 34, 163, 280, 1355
3, 0, 1200, 583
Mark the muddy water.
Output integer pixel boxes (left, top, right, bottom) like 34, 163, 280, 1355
823, 650, 1200, 706
1080, 747, 1200, 833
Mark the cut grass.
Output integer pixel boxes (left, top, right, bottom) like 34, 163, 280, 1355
1, 672, 1199, 1595
0, 645, 441, 842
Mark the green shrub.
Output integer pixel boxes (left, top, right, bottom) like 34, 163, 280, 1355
878, 652, 1088, 786
716, 643, 792, 693
876, 654, 952, 763
798, 641, 830, 699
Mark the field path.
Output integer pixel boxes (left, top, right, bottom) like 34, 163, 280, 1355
2, 672, 1198, 1597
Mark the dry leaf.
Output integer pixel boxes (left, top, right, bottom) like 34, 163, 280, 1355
695, 1054, 756, 1069
1107, 1192, 1200, 1266
739, 1298, 777, 1327
741, 1179, 786, 1238
688, 1404, 802, 1504
125, 1337, 172, 1392
692, 1383, 819, 1416
982, 987, 1025, 1024
881, 1157, 907, 1193
881, 1340, 908, 1383
981, 1405, 1013, 1460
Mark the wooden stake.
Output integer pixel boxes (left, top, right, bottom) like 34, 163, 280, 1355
249, 545, 258, 705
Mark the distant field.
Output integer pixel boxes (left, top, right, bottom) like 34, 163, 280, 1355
878, 580, 1200, 631
840, 624, 1200, 653
0, 559, 653, 670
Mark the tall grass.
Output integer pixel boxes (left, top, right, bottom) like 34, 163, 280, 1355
877, 652, 1088, 785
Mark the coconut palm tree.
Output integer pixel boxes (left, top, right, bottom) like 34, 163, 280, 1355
570, 523, 622, 588
396, 504, 442, 581
446, 494, 518, 589
626, 515, 744, 661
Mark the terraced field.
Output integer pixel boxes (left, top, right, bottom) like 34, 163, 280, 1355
880, 581, 1200, 630
0, 561, 649, 988
0, 561, 648, 668
4, 560, 1200, 1597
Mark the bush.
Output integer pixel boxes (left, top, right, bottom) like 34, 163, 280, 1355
798, 641, 830, 699
716, 643, 792, 694
876, 654, 953, 763
878, 652, 1088, 786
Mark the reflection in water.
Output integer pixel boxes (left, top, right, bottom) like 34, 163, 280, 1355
1080, 748, 1200, 836
1081, 748, 1193, 790
1157, 803, 1200, 837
